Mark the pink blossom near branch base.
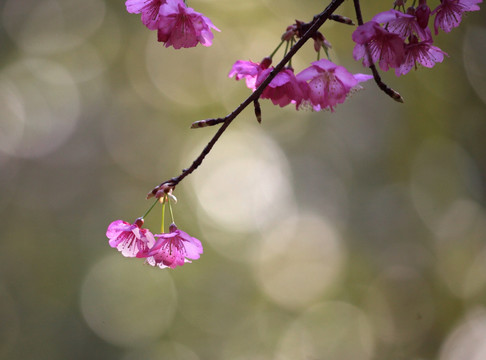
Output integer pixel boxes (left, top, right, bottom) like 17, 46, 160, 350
138, 223, 203, 269
296, 59, 373, 112
106, 218, 155, 258
157, 0, 220, 49
228, 58, 272, 90
255, 67, 307, 107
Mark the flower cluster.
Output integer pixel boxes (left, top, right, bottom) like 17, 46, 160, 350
353, 0, 481, 76
113, 1, 482, 273
229, 58, 372, 112
106, 218, 203, 269
126, 0, 220, 49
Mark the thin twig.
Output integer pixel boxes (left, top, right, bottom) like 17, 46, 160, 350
148, 0, 346, 198
353, 0, 403, 102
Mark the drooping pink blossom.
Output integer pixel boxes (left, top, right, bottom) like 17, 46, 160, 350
296, 59, 373, 112
432, 0, 482, 34
372, 9, 429, 41
228, 58, 272, 90
125, 0, 166, 30
254, 67, 307, 108
352, 21, 406, 71
106, 218, 155, 258
139, 223, 203, 269
395, 35, 448, 76
157, 0, 220, 49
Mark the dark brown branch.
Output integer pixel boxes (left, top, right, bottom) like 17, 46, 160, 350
353, 0, 404, 103
147, 0, 346, 198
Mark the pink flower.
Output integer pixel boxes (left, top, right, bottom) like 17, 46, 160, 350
395, 35, 448, 76
432, 0, 482, 34
228, 58, 272, 90
157, 0, 220, 49
255, 67, 307, 107
352, 21, 406, 71
106, 218, 155, 258
139, 223, 203, 269
372, 9, 429, 41
125, 0, 166, 30
296, 59, 373, 112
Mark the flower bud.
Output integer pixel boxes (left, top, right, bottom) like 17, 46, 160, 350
415, 0, 431, 29
134, 217, 144, 228
260, 57, 272, 70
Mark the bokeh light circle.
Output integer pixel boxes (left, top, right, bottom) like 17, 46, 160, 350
80, 254, 177, 348
439, 308, 486, 360
410, 138, 482, 234
277, 301, 374, 360
0, 58, 80, 158
188, 126, 294, 233
2, 0, 106, 54
254, 213, 345, 309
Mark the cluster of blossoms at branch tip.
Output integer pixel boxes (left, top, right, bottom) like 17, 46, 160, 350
229, 57, 372, 112
126, 0, 219, 49
353, 0, 482, 76
106, 217, 203, 269
228, 15, 375, 112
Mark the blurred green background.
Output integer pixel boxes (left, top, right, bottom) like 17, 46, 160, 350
1, 0, 486, 359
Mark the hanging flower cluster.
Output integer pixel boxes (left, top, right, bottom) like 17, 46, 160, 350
126, 0, 220, 48
106, 192, 203, 269
353, 0, 481, 76
228, 17, 374, 112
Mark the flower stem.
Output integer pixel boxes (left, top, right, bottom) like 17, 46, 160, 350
269, 40, 285, 59
283, 40, 290, 57
168, 199, 175, 224
161, 199, 166, 233
142, 199, 159, 219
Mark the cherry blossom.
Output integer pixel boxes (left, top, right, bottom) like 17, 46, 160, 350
255, 67, 307, 107
228, 58, 272, 90
157, 0, 220, 49
395, 35, 448, 76
125, 0, 166, 30
372, 9, 429, 40
139, 223, 203, 269
352, 21, 406, 71
296, 59, 372, 111
106, 218, 155, 258
432, 0, 482, 34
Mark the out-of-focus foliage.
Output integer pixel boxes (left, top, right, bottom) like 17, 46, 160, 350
0, 1, 485, 359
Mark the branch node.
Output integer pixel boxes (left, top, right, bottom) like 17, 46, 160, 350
191, 118, 225, 129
